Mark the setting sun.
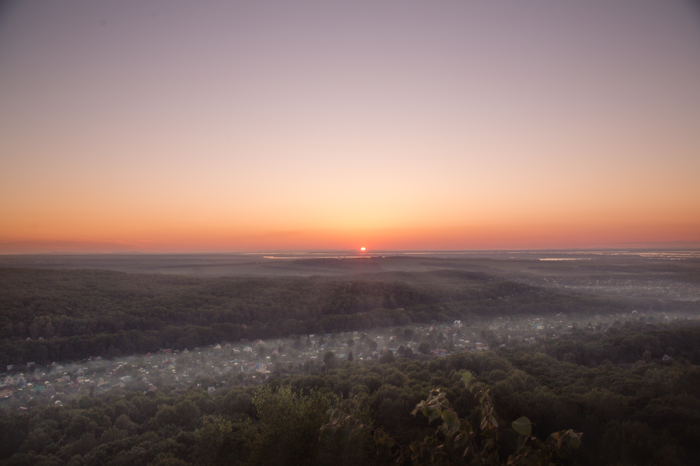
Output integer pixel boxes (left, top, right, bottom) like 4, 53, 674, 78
361, 247, 366, 251
0, 0, 698, 254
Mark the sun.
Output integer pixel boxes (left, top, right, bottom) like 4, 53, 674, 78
360, 247, 366, 251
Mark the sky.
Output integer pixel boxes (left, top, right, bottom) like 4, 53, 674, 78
1, 0, 699, 253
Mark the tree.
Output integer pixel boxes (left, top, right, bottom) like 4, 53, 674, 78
379, 350, 395, 364
691, 348, 700, 365
194, 416, 249, 466
324, 352, 337, 370
246, 386, 331, 465
323, 372, 582, 465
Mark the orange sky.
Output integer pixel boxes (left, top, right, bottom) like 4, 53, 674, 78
1, 0, 699, 253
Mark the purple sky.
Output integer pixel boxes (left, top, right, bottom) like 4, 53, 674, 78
1, 1, 699, 252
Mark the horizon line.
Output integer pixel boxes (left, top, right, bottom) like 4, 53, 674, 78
2, 245, 700, 256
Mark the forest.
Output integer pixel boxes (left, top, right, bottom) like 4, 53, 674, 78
1, 267, 694, 368
1, 321, 699, 465
1, 259, 699, 465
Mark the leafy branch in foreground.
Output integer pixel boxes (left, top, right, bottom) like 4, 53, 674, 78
322, 371, 582, 465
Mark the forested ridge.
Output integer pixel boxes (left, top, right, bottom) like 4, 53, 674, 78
2, 265, 699, 465
2, 267, 694, 366
1, 323, 700, 465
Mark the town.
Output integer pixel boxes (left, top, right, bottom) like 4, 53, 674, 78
2, 309, 696, 412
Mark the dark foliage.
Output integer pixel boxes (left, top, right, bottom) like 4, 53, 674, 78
1, 324, 699, 465
2, 268, 690, 366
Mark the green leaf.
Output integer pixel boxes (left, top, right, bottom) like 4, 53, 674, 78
512, 416, 532, 436
462, 371, 473, 386
442, 410, 459, 433
429, 409, 442, 423
568, 433, 581, 449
